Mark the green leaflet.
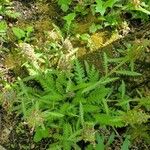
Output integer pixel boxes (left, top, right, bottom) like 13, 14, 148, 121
43, 111, 64, 119
119, 80, 126, 99
12, 27, 26, 40
74, 59, 86, 84
82, 77, 119, 94
121, 135, 131, 150
34, 127, 49, 142
87, 86, 109, 104
95, 0, 106, 16
79, 102, 84, 127
103, 52, 108, 76
84, 60, 100, 82
95, 0, 118, 16
58, 0, 72, 12
95, 133, 105, 150
63, 12, 76, 27
95, 113, 124, 127
0, 21, 7, 33
115, 70, 141, 76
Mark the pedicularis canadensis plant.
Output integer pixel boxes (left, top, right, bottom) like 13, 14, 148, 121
1, 0, 150, 149
2, 41, 150, 149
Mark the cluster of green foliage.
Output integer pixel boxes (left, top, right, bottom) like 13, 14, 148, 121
0, 0, 20, 18
56, 0, 150, 33
1, 0, 150, 149
0, 0, 21, 51
2, 41, 150, 149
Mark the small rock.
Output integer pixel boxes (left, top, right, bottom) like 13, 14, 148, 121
0, 16, 3, 20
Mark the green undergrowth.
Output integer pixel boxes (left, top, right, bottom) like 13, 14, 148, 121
57, 0, 150, 34
1, 42, 150, 149
0, 0, 150, 149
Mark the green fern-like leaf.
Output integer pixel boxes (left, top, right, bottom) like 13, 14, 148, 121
43, 111, 64, 120
84, 60, 99, 82
41, 92, 64, 102
79, 102, 84, 127
36, 71, 56, 92
62, 123, 72, 149
103, 52, 108, 75
95, 113, 124, 127
87, 86, 109, 104
95, 133, 105, 150
119, 80, 126, 99
74, 59, 86, 84
108, 57, 125, 63
82, 77, 118, 93
59, 103, 77, 116
56, 72, 68, 94
83, 104, 100, 113
121, 135, 131, 150
61, 123, 81, 150
115, 70, 142, 76
138, 96, 150, 111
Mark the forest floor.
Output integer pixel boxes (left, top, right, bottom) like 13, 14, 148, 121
0, 0, 150, 149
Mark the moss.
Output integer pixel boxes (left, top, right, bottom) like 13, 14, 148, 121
74, 22, 92, 34
74, 13, 99, 34
77, 47, 88, 57
3, 49, 28, 77
35, 2, 58, 18
91, 32, 107, 50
